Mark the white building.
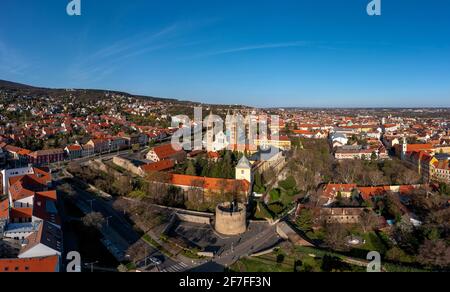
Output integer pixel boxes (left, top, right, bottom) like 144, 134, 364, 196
18, 221, 62, 259
235, 156, 252, 184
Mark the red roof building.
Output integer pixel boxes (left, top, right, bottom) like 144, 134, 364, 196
146, 144, 186, 162
140, 160, 175, 173
0, 256, 59, 273
170, 174, 250, 195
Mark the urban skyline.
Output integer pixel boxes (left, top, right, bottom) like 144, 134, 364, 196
1, 0, 450, 107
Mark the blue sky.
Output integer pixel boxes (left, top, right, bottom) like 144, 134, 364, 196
1, 0, 449, 107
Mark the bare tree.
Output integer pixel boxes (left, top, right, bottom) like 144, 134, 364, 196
417, 239, 450, 269
362, 169, 387, 186
335, 160, 360, 184
323, 223, 349, 251
359, 210, 378, 233
126, 241, 148, 265
82, 212, 105, 230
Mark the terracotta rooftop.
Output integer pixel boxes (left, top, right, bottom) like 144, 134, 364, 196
151, 144, 184, 160
170, 174, 250, 193
0, 256, 59, 272
141, 160, 175, 173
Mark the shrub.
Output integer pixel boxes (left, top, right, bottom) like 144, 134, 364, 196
279, 176, 296, 191
269, 189, 281, 201
276, 254, 285, 263
267, 202, 284, 215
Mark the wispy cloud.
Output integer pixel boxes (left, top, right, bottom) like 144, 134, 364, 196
89, 24, 179, 61
66, 20, 215, 84
189, 41, 313, 59
67, 24, 181, 83
0, 40, 29, 75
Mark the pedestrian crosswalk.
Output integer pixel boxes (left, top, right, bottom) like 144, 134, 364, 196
161, 262, 188, 272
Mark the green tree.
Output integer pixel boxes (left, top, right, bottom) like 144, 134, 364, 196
222, 151, 234, 179
267, 202, 284, 215
371, 151, 378, 161
296, 209, 313, 232
279, 176, 296, 191
185, 160, 197, 176
269, 189, 281, 202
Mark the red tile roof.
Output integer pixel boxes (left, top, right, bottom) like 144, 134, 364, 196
9, 175, 46, 202
323, 184, 358, 197
28, 148, 64, 158
358, 186, 392, 201
406, 144, 434, 152
0, 256, 59, 273
141, 160, 175, 173
171, 174, 250, 193
207, 151, 220, 158
36, 190, 57, 201
9, 208, 33, 221
4, 145, 31, 155
66, 144, 82, 151
356, 185, 421, 201
0, 199, 9, 219
293, 130, 315, 135
151, 144, 184, 160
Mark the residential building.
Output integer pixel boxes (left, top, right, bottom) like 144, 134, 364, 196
64, 144, 82, 160
254, 136, 291, 151
27, 149, 64, 165
0, 255, 60, 272
146, 144, 186, 163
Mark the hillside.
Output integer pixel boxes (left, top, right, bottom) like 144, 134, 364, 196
0, 79, 250, 110
0, 79, 187, 104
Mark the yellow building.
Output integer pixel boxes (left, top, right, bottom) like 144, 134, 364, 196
235, 155, 252, 184
254, 136, 291, 151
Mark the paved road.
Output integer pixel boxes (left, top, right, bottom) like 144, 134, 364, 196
56, 175, 184, 272
213, 225, 280, 267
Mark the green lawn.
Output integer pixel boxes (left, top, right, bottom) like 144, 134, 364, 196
230, 256, 295, 272
230, 247, 365, 272
142, 234, 174, 257
361, 232, 387, 254
346, 232, 388, 258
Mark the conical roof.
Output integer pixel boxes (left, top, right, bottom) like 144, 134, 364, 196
236, 155, 251, 169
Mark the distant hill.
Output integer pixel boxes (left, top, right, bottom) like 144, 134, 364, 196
0, 79, 35, 90
0, 79, 251, 110
0, 79, 188, 104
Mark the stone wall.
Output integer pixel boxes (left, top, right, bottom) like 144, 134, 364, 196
176, 213, 211, 225
112, 156, 144, 176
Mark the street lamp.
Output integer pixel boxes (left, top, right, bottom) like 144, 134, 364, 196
105, 216, 113, 228
85, 261, 99, 273
87, 199, 95, 212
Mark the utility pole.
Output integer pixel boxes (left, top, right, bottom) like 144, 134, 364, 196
87, 199, 95, 212
144, 245, 148, 268
105, 216, 113, 228
85, 261, 98, 273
